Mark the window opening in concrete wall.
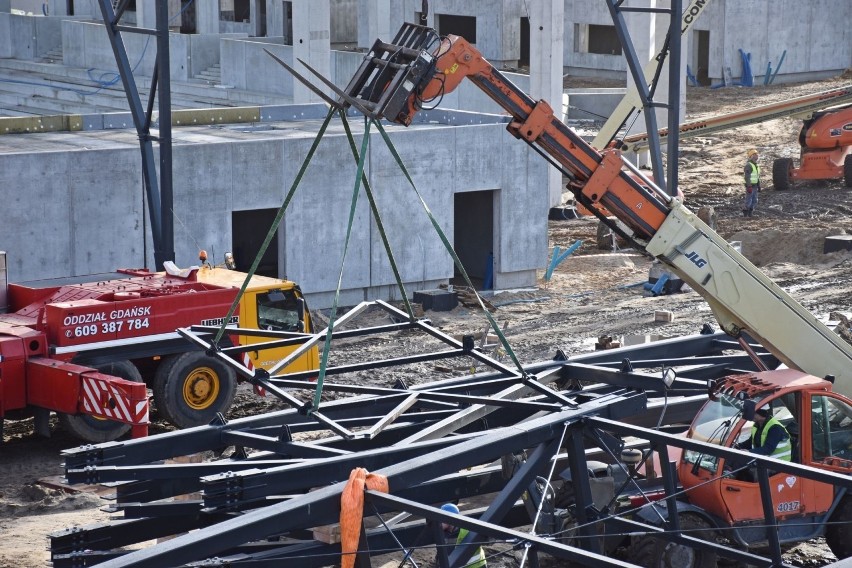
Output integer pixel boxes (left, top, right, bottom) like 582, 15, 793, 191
452, 191, 494, 290
180, 0, 197, 34
519, 17, 530, 69
219, 0, 251, 23
574, 23, 622, 56
696, 30, 710, 86
436, 14, 476, 44
588, 24, 622, 55
231, 209, 280, 278
283, 1, 293, 45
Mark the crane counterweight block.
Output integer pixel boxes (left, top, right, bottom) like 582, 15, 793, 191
25, 357, 150, 438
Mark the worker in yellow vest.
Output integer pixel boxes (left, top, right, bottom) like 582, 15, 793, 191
743, 148, 761, 217
441, 503, 487, 567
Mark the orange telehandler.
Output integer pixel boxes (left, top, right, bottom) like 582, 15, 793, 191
303, 22, 852, 564
773, 103, 852, 189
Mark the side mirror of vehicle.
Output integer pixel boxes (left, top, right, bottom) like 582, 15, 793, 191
297, 298, 306, 333
742, 399, 756, 421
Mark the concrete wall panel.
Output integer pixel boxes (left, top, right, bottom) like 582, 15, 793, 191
10, 14, 34, 59
170, 143, 235, 266
282, 135, 372, 292
331, 49, 364, 90
220, 37, 249, 90
188, 34, 223, 77
366, 127, 454, 285
60, 20, 195, 81
0, 149, 144, 280
67, 149, 144, 274
807, 0, 851, 75
222, 38, 293, 93
497, 139, 548, 274
0, 152, 72, 280
453, 125, 503, 192
33, 16, 63, 58
0, 14, 11, 57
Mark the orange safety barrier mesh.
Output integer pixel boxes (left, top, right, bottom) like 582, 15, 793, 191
340, 467, 389, 568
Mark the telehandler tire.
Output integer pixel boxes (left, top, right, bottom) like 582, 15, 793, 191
58, 360, 144, 443
772, 158, 793, 190
844, 155, 852, 188
153, 351, 236, 429
629, 513, 717, 568
826, 495, 852, 559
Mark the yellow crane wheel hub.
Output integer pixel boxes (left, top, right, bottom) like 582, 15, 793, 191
182, 367, 221, 410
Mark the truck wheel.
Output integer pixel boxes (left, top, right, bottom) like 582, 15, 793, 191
153, 352, 236, 429
58, 360, 144, 443
629, 513, 717, 568
826, 496, 852, 559
844, 155, 852, 188
772, 158, 793, 190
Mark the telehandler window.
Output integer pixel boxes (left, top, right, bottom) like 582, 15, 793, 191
811, 395, 852, 461
257, 289, 301, 332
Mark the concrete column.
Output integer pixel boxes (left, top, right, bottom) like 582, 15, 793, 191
250, 0, 264, 36
194, 1, 220, 34
0, 1, 10, 13
266, 1, 281, 37
267, 0, 292, 40
358, 0, 391, 49
292, 0, 330, 103
528, 0, 564, 207
137, 0, 156, 29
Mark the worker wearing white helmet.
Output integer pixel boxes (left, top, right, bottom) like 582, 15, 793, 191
743, 148, 761, 217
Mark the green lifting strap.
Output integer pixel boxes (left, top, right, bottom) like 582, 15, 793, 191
212, 106, 336, 347
373, 120, 528, 378
338, 109, 416, 321
312, 116, 373, 410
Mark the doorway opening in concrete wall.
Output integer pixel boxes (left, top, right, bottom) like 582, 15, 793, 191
452, 190, 494, 291
231, 209, 280, 278
695, 30, 710, 86
282, 1, 293, 45
519, 17, 530, 69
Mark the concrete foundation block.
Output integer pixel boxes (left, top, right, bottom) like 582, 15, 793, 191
655, 310, 675, 323
823, 235, 852, 254
413, 289, 458, 312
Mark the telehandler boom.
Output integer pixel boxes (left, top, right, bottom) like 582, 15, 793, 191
333, 23, 852, 391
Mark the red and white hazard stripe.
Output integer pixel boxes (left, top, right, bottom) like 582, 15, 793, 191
242, 352, 266, 397
81, 375, 149, 425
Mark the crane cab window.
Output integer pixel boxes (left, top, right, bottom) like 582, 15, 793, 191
257, 289, 301, 332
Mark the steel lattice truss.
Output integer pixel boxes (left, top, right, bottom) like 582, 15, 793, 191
48, 304, 852, 568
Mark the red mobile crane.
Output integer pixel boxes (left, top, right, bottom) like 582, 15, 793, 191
0, 255, 317, 443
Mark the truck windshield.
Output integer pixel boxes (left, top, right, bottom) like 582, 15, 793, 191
257, 289, 301, 332
683, 394, 749, 474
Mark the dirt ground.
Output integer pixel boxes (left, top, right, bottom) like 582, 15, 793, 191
2, 72, 852, 568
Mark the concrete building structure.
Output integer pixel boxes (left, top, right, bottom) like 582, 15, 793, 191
0, 1, 848, 310
0, 106, 547, 309
0, 4, 549, 310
